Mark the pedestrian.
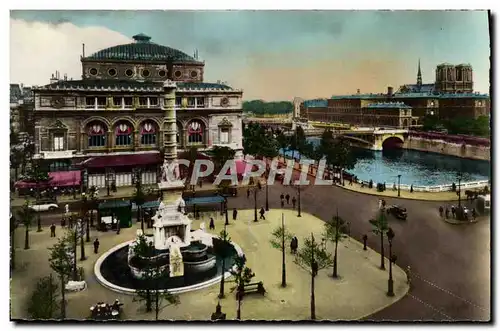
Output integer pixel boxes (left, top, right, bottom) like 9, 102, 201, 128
233, 208, 238, 220
451, 206, 456, 219
290, 237, 298, 254
93, 238, 100, 254
209, 217, 215, 230
292, 196, 297, 209
439, 206, 444, 218
281, 198, 285, 208
61, 217, 66, 228
247, 188, 250, 199
280, 193, 284, 201
472, 208, 476, 220
445, 207, 450, 219
50, 223, 56, 237
285, 194, 290, 204
259, 207, 266, 220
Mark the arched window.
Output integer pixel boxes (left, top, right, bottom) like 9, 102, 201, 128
88, 122, 107, 148
140, 121, 157, 145
115, 122, 132, 146
187, 121, 204, 144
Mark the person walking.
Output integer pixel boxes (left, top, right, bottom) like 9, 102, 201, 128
93, 238, 100, 254
285, 194, 290, 205
292, 196, 297, 209
472, 208, 477, 220
259, 207, 266, 220
280, 198, 285, 208
451, 206, 456, 219
233, 208, 238, 220
439, 206, 444, 218
445, 207, 450, 219
280, 193, 284, 201
50, 223, 56, 237
247, 188, 250, 199
209, 217, 215, 230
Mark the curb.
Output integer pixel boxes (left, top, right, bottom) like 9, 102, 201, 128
332, 183, 460, 203
443, 218, 479, 225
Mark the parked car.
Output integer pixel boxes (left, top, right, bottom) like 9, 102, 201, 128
29, 200, 59, 212
386, 205, 407, 220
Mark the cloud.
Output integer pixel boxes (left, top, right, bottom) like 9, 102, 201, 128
9, 18, 132, 86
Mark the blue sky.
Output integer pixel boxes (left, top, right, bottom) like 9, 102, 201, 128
10, 10, 490, 100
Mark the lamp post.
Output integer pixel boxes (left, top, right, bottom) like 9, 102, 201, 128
219, 216, 228, 299
253, 184, 260, 222
457, 173, 462, 208
82, 192, 90, 243
386, 227, 395, 297
224, 199, 229, 226
296, 185, 302, 218
265, 168, 269, 212
397, 175, 401, 197
211, 301, 226, 320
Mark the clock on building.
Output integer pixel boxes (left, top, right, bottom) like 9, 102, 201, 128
220, 97, 229, 107
51, 96, 65, 108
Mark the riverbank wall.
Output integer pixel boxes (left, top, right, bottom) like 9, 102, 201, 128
402, 137, 490, 161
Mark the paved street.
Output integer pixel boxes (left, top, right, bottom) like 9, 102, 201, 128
12, 179, 490, 321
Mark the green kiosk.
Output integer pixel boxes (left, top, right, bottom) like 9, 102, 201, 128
98, 200, 133, 230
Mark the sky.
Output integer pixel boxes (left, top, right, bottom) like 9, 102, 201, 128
9, 10, 491, 101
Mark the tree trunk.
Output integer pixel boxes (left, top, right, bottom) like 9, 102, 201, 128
380, 230, 385, 270
11, 229, 15, 270
24, 227, 29, 250
333, 238, 339, 278
80, 232, 86, 261
311, 271, 316, 320
155, 290, 159, 320
146, 290, 152, 312
219, 257, 226, 298
60, 276, 66, 319
281, 243, 286, 287
140, 207, 144, 232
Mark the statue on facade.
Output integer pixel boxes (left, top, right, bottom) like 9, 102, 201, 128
161, 159, 181, 183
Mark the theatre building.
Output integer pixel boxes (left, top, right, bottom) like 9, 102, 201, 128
30, 33, 244, 189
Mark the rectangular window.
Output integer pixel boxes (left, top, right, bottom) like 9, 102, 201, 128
139, 97, 148, 106
85, 97, 95, 108
220, 128, 230, 144
124, 97, 133, 108
187, 97, 196, 107
97, 97, 107, 107
149, 97, 158, 106
175, 97, 182, 107
53, 134, 64, 151
141, 133, 156, 145
88, 135, 106, 148
196, 97, 205, 108
113, 97, 122, 107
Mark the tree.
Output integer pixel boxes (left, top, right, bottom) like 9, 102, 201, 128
25, 160, 51, 232
276, 132, 290, 157
132, 236, 179, 319
210, 146, 236, 173
229, 254, 256, 320
331, 137, 356, 185
18, 199, 34, 250
269, 213, 294, 287
242, 100, 293, 116
289, 126, 306, 160
323, 211, 348, 278
27, 275, 60, 320
370, 210, 389, 270
132, 180, 146, 232
88, 186, 99, 227
294, 233, 333, 320
48, 233, 74, 319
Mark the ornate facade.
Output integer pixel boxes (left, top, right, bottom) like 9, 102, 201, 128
33, 34, 243, 187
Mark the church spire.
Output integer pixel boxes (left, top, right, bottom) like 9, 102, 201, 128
417, 58, 422, 87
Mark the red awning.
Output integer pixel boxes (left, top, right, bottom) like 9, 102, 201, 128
14, 170, 81, 189
81, 153, 162, 169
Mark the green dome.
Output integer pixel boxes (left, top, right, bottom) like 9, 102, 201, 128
84, 33, 199, 63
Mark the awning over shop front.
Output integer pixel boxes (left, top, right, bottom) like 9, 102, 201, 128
80, 153, 162, 169
14, 170, 81, 189
184, 195, 225, 206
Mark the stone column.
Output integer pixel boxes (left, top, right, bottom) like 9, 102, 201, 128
107, 130, 113, 152
134, 130, 140, 150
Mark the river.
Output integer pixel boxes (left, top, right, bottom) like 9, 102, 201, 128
279, 137, 491, 187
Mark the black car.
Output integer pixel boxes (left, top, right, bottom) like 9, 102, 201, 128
387, 205, 407, 220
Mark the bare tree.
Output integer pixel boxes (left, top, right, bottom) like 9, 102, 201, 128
269, 213, 294, 287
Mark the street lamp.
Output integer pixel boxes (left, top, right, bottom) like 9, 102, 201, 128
265, 166, 270, 211
457, 172, 462, 208
397, 174, 401, 197
82, 192, 90, 243
294, 184, 302, 218
386, 227, 395, 297
252, 182, 261, 222
211, 301, 226, 320
224, 198, 229, 226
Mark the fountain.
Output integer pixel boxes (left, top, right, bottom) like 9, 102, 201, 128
94, 81, 242, 294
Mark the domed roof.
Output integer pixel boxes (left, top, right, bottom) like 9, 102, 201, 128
84, 33, 199, 63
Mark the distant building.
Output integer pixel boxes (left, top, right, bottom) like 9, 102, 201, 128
303, 61, 490, 127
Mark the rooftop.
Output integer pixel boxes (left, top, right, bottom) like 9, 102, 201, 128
35, 80, 238, 93
365, 102, 412, 109
83, 33, 201, 64
303, 99, 328, 108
